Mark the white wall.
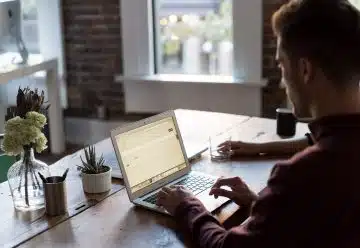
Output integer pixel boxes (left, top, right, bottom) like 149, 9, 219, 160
232, 0, 262, 82
36, 0, 67, 108
65, 117, 132, 145
37, 0, 65, 77
124, 81, 263, 116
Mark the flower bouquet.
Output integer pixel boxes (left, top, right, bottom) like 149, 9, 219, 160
2, 87, 50, 211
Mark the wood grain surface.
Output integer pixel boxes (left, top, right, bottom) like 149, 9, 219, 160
3, 109, 309, 248
0, 140, 124, 248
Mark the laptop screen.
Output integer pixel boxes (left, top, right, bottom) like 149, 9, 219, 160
114, 117, 187, 193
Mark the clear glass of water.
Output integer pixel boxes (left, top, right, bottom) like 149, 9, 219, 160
209, 132, 232, 161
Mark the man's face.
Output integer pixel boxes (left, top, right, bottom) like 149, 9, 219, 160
276, 38, 312, 118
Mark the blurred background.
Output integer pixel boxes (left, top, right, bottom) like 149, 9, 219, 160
156, 0, 233, 76
0, 0, 359, 159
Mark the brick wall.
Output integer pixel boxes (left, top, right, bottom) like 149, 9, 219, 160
262, 0, 288, 118
62, 0, 287, 119
62, 0, 124, 118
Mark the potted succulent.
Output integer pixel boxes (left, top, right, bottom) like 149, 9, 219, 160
77, 145, 112, 193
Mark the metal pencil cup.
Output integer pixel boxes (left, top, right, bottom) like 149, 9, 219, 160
44, 176, 67, 216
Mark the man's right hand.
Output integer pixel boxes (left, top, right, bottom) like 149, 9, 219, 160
209, 176, 258, 207
218, 141, 261, 156
218, 135, 311, 157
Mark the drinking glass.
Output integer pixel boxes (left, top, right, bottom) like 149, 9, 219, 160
209, 132, 232, 161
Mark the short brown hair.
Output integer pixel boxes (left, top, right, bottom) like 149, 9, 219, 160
272, 0, 360, 84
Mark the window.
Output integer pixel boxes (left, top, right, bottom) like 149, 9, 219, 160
121, 0, 262, 82
120, 0, 263, 115
154, 0, 233, 76
350, 0, 360, 9
21, 0, 40, 53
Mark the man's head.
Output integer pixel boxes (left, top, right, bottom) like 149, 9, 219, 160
272, 0, 360, 118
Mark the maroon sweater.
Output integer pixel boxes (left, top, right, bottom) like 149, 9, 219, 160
175, 115, 360, 248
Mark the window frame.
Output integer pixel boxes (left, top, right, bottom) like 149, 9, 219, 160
21, 0, 40, 54
21, 19, 40, 54
0, 0, 67, 109
120, 0, 263, 83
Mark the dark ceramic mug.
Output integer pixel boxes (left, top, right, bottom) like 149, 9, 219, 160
276, 108, 297, 137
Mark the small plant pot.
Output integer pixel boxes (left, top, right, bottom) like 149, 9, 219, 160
81, 166, 112, 194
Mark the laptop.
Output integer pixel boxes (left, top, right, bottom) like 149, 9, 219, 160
110, 110, 230, 215
107, 142, 208, 179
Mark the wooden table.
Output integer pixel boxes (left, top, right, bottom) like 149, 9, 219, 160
0, 110, 309, 248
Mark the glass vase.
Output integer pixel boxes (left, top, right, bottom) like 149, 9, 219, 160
7, 146, 50, 211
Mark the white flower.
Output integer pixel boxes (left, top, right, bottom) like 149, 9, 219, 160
34, 133, 48, 153
25, 112, 47, 129
2, 114, 48, 156
21, 124, 42, 145
2, 134, 23, 156
4, 116, 24, 133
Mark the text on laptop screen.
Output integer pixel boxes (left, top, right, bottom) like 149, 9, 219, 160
115, 117, 187, 193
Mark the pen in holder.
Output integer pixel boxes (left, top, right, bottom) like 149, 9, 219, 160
42, 175, 67, 216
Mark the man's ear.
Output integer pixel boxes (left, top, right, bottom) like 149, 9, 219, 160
299, 58, 313, 85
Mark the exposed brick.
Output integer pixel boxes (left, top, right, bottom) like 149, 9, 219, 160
263, 55, 276, 69
262, 0, 287, 118
62, 0, 123, 116
64, 6, 102, 16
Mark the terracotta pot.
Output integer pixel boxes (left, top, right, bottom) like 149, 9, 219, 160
81, 166, 112, 193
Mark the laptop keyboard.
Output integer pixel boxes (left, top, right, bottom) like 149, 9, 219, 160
143, 194, 158, 205
143, 174, 216, 205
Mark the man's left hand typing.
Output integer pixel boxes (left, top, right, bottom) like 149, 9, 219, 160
156, 185, 196, 215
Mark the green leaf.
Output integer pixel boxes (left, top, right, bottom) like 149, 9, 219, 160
79, 145, 106, 174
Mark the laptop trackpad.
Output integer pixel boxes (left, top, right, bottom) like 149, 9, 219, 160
197, 188, 232, 213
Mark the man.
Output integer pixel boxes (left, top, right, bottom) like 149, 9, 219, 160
157, 0, 360, 247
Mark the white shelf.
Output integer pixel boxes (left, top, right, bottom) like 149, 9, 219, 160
0, 53, 48, 83
0, 53, 65, 154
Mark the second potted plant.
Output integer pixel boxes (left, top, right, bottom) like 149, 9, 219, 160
77, 145, 112, 194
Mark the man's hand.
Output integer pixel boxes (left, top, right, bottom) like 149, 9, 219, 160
218, 141, 261, 156
209, 176, 257, 207
156, 185, 195, 215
